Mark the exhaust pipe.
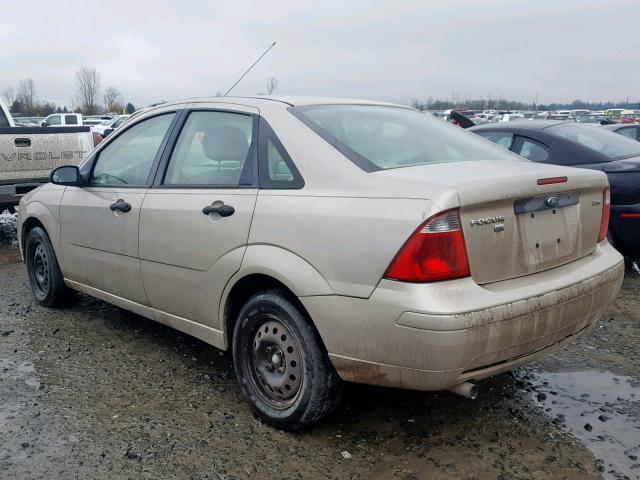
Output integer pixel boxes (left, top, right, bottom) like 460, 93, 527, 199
448, 382, 479, 399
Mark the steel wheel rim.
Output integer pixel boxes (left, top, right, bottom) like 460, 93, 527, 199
29, 241, 50, 297
247, 315, 303, 409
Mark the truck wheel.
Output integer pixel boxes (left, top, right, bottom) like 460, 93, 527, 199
232, 289, 342, 431
25, 227, 75, 307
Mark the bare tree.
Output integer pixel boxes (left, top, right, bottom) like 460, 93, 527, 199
75, 66, 101, 114
17, 78, 35, 113
1, 86, 14, 106
103, 86, 123, 112
266, 77, 278, 95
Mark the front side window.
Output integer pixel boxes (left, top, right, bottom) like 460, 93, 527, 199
164, 111, 254, 187
547, 123, 640, 161
91, 113, 175, 186
518, 138, 550, 162
47, 115, 61, 126
65, 115, 78, 125
291, 105, 518, 171
476, 131, 514, 149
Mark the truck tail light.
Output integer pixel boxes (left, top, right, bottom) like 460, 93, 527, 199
92, 131, 103, 147
598, 187, 610, 242
384, 209, 471, 283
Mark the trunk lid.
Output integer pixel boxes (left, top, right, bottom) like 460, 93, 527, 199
371, 160, 608, 285
455, 165, 606, 284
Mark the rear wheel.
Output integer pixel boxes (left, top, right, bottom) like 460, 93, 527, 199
232, 290, 342, 431
25, 227, 75, 307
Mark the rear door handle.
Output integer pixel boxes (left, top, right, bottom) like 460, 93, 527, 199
109, 199, 132, 213
202, 204, 235, 217
14, 138, 31, 147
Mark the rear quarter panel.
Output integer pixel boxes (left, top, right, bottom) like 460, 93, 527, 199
248, 193, 430, 297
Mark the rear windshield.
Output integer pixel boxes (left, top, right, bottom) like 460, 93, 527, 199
547, 123, 640, 160
290, 105, 518, 171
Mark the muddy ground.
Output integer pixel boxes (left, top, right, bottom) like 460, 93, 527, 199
1, 214, 638, 480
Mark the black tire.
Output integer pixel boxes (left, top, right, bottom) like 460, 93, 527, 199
25, 226, 75, 307
232, 289, 342, 431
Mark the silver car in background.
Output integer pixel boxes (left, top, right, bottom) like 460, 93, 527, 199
18, 97, 623, 430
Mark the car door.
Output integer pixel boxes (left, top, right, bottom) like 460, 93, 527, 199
139, 105, 259, 329
59, 109, 179, 304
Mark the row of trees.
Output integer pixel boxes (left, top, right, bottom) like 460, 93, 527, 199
1, 67, 136, 117
411, 97, 640, 112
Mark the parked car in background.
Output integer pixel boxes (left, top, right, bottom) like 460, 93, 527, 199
498, 113, 526, 122
93, 115, 130, 137
470, 121, 640, 260
620, 111, 640, 124
41, 113, 82, 127
0, 99, 95, 213
18, 96, 623, 430
602, 123, 640, 141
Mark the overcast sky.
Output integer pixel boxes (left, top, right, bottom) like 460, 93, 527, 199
1, 0, 638, 109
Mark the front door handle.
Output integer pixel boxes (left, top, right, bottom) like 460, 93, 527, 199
109, 199, 132, 213
202, 204, 235, 217
15, 138, 31, 147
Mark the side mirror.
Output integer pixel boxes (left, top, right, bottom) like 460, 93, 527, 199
41, 121, 48, 127
50, 166, 80, 186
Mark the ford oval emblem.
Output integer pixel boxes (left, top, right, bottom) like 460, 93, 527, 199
545, 196, 560, 207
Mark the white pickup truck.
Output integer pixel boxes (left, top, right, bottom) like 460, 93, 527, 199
0, 100, 94, 212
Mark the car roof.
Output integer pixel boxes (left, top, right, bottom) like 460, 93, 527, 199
469, 120, 571, 132
146, 95, 407, 112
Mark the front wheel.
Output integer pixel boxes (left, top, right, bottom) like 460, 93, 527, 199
232, 290, 342, 431
25, 226, 75, 307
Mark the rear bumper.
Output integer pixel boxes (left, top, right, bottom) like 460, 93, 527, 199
0, 179, 46, 207
610, 203, 640, 259
301, 242, 624, 391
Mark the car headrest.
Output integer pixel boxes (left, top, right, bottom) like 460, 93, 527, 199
202, 125, 249, 161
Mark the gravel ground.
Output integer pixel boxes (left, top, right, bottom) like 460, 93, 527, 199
1, 215, 638, 480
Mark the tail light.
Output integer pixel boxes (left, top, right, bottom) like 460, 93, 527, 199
598, 187, 610, 242
92, 131, 103, 147
384, 209, 471, 282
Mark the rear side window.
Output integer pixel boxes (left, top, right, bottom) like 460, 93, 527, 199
291, 105, 518, 171
91, 113, 175, 186
476, 131, 514, 149
257, 117, 304, 189
65, 115, 78, 125
517, 138, 550, 162
163, 111, 255, 187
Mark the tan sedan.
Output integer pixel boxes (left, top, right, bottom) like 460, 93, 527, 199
18, 97, 624, 430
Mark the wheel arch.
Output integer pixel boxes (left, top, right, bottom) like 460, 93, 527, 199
220, 244, 334, 350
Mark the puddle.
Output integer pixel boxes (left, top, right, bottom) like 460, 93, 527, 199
530, 369, 640, 480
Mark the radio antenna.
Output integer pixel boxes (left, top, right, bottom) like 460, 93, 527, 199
224, 42, 277, 96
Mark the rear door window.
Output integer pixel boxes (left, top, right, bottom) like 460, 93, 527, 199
515, 137, 550, 162
163, 111, 256, 187
65, 115, 78, 125
475, 131, 515, 150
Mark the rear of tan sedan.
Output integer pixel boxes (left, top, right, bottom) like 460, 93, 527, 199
276, 106, 625, 399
